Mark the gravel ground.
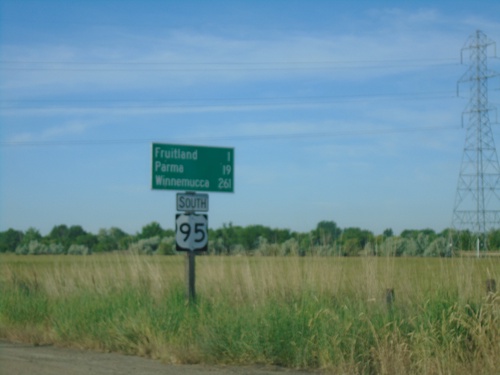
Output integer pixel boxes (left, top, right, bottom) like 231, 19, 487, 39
0, 341, 319, 375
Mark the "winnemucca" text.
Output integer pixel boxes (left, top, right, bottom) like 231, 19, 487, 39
155, 176, 209, 189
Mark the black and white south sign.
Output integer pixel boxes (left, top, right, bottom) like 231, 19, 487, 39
175, 213, 208, 251
176, 193, 209, 212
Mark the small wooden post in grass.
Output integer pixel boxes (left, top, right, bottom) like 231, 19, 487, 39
486, 279, 497, 294
386, 288, 395, 306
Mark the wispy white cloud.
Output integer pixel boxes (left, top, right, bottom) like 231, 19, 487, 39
4, 7, 491, 101
7, 121, 91, 143
0, 101, 344, 117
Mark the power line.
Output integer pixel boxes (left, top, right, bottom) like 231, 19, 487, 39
0, 91, 458, 110
0, 57, 458, 72
0, 125, 460, 147
0, 57, 457, 65
0, 65, 456, 72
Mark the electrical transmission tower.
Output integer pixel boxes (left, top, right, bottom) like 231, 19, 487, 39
452, 30, 500, 254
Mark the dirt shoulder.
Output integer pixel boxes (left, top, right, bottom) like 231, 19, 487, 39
0, 341, 317, 375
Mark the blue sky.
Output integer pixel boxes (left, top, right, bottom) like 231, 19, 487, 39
1, 0, 500, 236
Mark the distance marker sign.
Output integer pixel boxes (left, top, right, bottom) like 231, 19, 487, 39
176, 213, 208, 252
152, 143, 234, 193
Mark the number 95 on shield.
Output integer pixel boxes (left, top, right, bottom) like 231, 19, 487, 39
175, 213, 208, 252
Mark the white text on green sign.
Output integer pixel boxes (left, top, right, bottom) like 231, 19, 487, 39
152, 143, 234, 193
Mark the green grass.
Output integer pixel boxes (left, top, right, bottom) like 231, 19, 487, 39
1, 254, 499, 374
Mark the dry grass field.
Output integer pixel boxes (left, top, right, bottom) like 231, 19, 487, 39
1, 254, 499, 374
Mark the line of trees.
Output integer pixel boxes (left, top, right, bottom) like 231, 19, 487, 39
0, 221, 498, 256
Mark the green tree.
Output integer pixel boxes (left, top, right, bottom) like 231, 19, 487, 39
48, 224, 70, 245
109, 227, 129, 249
383, 228, 393, 238
270, 228, 292, 244
379, 236, 407, 257
219, 222, 236, 254
75, 233, 98, 251
68, 225, 87, 241
139, 222, 164, 239
424, 237, 451, 257
68, 244, 91, 255
94, 229, 115, 253
0, 229, 24, 253
457, 230, 474, 251
488, 229, 500, 250
94, 227, 129, 252
314, 221, 341, 246
157, 236, 176, 255
21, 227, 42, 245
128, 236, 160, 255
340, 227, 373, 256
48, 224, 91, 249
238, 225, 272, 249
400, 228, 436, 242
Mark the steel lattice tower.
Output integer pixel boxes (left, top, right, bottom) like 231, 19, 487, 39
452, 30, 500, 252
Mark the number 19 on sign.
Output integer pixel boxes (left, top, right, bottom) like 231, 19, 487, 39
176, 214, 208, 252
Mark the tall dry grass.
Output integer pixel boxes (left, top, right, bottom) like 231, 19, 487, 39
1, 254, 499, 374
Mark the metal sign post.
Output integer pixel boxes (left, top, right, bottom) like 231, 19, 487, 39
186, 250, 196, 303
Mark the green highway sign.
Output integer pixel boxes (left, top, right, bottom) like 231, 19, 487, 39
152, 143, 234, 193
